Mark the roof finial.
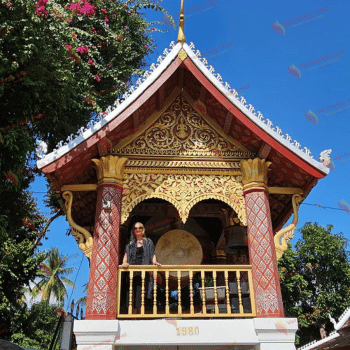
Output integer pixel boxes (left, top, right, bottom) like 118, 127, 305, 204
177, 0, 186, 44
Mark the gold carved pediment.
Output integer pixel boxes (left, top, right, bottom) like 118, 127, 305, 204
111, 93, 254, 160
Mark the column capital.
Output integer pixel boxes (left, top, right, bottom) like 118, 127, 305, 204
240, 158, 271, 191
92, 155, 128, 186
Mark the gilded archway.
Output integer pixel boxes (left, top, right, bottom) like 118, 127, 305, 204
121, 173, 246, 225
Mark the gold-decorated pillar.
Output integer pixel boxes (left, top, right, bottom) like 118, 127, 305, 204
240, 158, 284, 318
85, 155, 127, 319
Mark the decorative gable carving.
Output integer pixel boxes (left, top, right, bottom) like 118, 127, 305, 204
111, 94, 255, 160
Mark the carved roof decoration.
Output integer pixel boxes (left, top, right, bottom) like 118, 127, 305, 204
37, 40, 328, 176
112, 94, 255, 160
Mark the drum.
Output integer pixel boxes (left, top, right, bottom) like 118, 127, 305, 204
155, 229, 203, 288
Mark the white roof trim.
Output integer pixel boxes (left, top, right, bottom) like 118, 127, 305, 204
297, 331, 339, 350
334, 306, 350, 330
182, 43, 329, 175
36, 41, 181, 169
36, 40, 329, 175
297, 305, 350, 350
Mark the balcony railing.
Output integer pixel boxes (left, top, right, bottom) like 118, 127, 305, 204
117, 265, 256, 318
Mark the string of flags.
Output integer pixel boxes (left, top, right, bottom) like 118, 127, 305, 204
302, 201, 350, 215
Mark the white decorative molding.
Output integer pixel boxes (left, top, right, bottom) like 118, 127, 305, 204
334, 306, 350, 330
319, 149, 332, 162
183, 42, 329, 175
297, 331, 339, 350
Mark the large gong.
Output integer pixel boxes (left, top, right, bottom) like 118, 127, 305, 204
155, 229, 203, 288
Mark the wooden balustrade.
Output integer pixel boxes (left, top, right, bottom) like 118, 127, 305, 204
117, 265, 256, 318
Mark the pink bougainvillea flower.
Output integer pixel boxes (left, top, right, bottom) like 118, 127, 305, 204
144, 45, 148, 48
6, 2, 11, 6
101, 8, 107, 13
35, 0, 48, 6
65, 44, 72, 50
105, 16, 109, 22
88, 59, 94, 66
68, 18, 72, 22
36, 5, 48, 17
80, 2, 96, 16
95, 74, 101, 82
151, 27, 155, 30
69, 2, 81, 12
107, 63, 111, 66
76, 45, 89, 54
103, 111, 107, 115
123, 5, 128, 8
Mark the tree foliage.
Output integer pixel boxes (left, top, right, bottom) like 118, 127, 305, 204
279, 222, 350, 346
0, 189, 47, 339
0, 0, 173, 340
31, 247, 76, 304
10, 301, 61, 350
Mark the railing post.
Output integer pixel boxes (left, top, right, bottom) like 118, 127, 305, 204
177, 270, 182, 315
189, 270, 194, 314
201, 270, 206, 315
141, 269, 145, 315
247, 268, 256, 316
213, 270, 219, 314
224, 270, 231, 315
165, 270, 169, 316
237, 271, 244, 314
128, 271, 133, 315
153, 268, 157, 315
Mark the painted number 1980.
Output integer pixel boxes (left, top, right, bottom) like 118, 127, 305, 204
176, 327, 199, 336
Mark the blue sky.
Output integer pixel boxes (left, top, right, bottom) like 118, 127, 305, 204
31, 0, 350, 312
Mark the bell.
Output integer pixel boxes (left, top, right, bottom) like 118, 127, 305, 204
225, 225, 248, 254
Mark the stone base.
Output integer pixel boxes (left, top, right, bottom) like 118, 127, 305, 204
254, 318, 298, 349
74, 318, 298, 350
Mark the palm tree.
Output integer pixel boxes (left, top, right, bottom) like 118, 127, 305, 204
31, 247, 76, 304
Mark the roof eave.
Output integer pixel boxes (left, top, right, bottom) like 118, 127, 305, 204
182, 43, 329, 178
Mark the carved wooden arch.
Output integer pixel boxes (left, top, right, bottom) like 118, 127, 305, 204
121, 173, 246, 225
184, 194, 246, 226
121, 192, 247, 226
121, 193, 183, 225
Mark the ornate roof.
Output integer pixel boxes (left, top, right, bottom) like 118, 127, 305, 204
36, 40, 329, 175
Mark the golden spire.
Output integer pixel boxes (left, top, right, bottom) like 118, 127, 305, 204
177, 0, 186, 44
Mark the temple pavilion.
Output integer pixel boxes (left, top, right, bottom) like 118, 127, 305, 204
36, 1, 329, 349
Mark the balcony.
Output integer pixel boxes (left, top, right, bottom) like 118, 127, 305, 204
117, 265, 256, 318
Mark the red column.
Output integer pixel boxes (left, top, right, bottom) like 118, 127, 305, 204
85, 155, 128, 320
241, 159, 284, 318
85, 184, 123, 319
